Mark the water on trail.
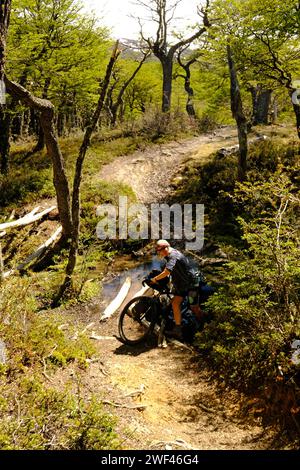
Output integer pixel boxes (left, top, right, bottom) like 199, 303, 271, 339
100, 255, 200, 309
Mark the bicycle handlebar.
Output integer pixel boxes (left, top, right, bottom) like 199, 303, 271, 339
142, 279, 171, 295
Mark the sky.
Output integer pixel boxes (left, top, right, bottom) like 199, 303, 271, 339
83, 0, 203, 40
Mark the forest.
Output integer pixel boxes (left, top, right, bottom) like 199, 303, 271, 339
0, 0, 299, 452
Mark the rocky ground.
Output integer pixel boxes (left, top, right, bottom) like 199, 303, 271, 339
55, 299, 278, 451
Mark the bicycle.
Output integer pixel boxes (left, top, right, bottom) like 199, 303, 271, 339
118, 279, 172, 346
118, 269, 209, 346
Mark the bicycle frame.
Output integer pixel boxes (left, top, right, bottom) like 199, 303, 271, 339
149, 288, 173, 346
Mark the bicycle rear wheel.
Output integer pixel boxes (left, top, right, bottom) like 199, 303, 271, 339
118, 296, 157, 345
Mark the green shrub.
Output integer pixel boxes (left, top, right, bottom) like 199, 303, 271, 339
0, 277, 120, 449
0, 378, 120, 450
171, 138, 300, 243
197, 114, 219, 133
0, 277, 95, 371
140, 108, 196, 141
0, 168, 53, 208
196, 174, 300, 395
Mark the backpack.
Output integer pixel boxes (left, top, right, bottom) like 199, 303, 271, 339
190, 269, 206, 288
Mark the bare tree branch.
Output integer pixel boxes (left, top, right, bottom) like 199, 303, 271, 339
134, 0, 211, 112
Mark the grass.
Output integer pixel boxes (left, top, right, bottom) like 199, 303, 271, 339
0, 275, 121, 450
1, 132, 146, 213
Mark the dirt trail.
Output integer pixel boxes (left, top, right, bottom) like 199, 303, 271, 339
100, 126, 240, 203
71, 128, 276, 450
68, 305, 273, 451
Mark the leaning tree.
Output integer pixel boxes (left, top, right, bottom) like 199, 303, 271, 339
0, 0, 11, 174
1, 2, 122, 301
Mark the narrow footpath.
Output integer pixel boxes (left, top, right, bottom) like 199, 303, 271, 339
61, 127, 278, 450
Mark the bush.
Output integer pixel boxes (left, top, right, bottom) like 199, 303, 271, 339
195, 174, 300, 420
140, 108, 196, 141
0, 168, 53, 208
0, 378, 120, 450
171, 138, 300, 243
0, 277, 121, 449
0, 277, 95, 371
197, 114, 219, 133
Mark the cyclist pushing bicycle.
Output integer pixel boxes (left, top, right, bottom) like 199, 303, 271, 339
150, 240, 203, 341
118, 240, 214, 346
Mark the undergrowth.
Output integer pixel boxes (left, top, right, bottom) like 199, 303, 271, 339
0, 277, 120, 449
172, 137, 300, 434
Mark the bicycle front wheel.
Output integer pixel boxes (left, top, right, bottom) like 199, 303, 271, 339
118, 296, 157, 345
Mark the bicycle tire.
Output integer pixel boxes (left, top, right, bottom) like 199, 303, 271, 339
118, 295, 157, 345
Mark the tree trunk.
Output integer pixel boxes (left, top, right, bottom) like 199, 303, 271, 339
11, 108, 23, 137
0, 104, 10, 173
54, 42, 121, 304
28, 78, 50, 154
0, 1, 11, 174
57, 110, 66, 136
293, 102, 300, 139
26, 121, 45, 155
110, 104, 118, 127
39, 104, 71, 238
67, 44, 120, 283
36, 124, 45, 150
0, 1, 11, 79
251, 86, 272, 125
5, 78, 73, 240
11, 72, 27, 138
176, 50, 199, 118
109, 52, 149, 126
186, 92, 196, 118
227, 44, 248, 182
22, 108, 30, 137
290, 89, 300, 138
257, 89, 271, 124
162, 57, 173, 113
182, 66, 196, 117
141, 0, 209, 118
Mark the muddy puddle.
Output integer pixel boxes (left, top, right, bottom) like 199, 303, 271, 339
100, 254, 200, 310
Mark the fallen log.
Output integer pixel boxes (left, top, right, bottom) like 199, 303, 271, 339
100, 276, 131, 321
132, 284, 152, 298
0, 244, 4, 282
0, 231, 6, 238
3, 225, 62, 278
186, 250, 227, 267
0, 205, 56, 231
